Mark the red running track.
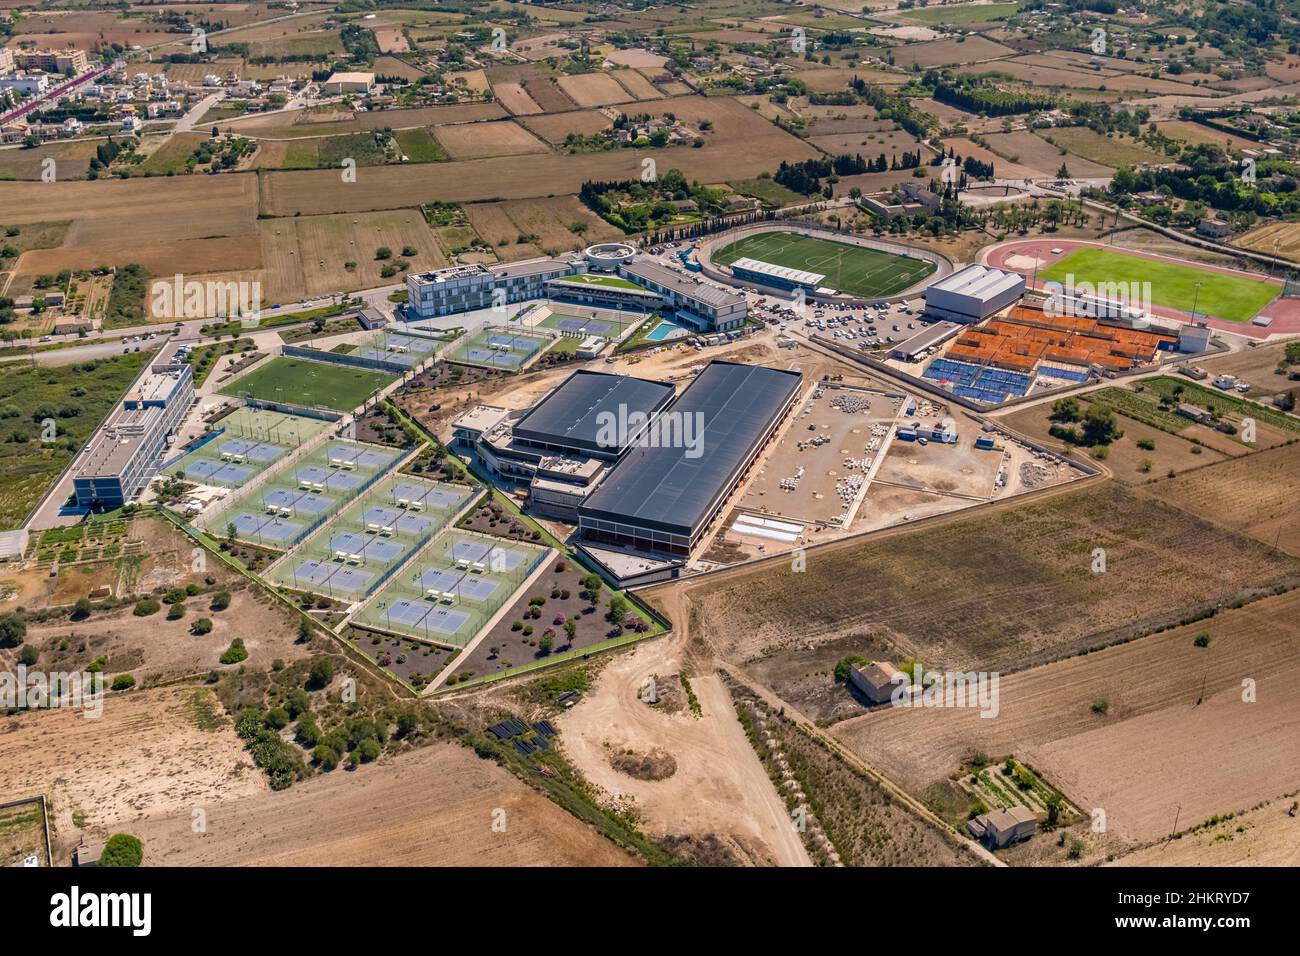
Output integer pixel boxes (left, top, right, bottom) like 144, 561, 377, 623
982, 238, 1300, 340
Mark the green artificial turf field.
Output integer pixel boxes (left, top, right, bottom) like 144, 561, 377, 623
220, 357, 394, 411
713, 231, 936, 297
1038, 247, 1279, 324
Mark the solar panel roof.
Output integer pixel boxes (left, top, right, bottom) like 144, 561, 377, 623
512, 370, 675, 456
579, 361, 802, 539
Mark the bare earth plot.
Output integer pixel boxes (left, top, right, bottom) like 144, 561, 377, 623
521, 109, 614, 144
831, 589, 1300, 845
433, 119, 550, 160
129, 742, 638, 867
0, 687, 264, 862
558, 645, 813, 867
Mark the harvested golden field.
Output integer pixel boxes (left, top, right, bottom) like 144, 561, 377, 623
494, 81, 544, 115
15, 235, 261, 281
938, 135, 1043, 180
260, 96, 820, 214
521, 109, 613, 144
433, 119, 550, 160
447, 68, 490, 95
373, 54, 423, 81
1145, 442, 1300, 557
831, 589, 1300, 845
1234, 220, 1300, 262
983, 130, 1115, 178
483, 64, 577, 112
809, 128, 921, 159
129, 741, 638, 866
557, 71, 636, 106
1111, 798, 1300, 866
612, 68, 664, 100
687, 482, 1300, 677
465, 196, 624, 260
0, 139, 101, 181
1043, 127, 1165, 168
1156, 119, 1260, 153
252, 210, 449, 303
0, 174, 258, 233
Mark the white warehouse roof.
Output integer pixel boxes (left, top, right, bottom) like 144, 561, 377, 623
730, 256, 826, 288
927, 264, 1023, 303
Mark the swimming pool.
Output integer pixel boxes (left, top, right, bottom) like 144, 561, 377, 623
645, 318, 690, 342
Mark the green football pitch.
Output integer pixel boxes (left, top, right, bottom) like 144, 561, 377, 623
713, 231, 937, 297
1038, 247, 1279, 324
220, 357, 395, 412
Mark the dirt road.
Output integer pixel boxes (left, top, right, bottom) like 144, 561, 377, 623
558, 629, 813, 867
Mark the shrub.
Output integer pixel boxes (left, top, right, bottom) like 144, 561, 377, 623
210, 591, 231, 611
0, 613, 25, 648
190, 617, 213, 635
71, 597, 93, 621
111, 674, 136, 692
18, 644, 38, 666
1194, 633, 1211, 648
166, 601, 186, 620
264, 706, 290, 730
1091, 697, 1109, 715
307, 658, 334, 690
313, 743, 340, 770
834, 655, 868, 682
219, 638, 248, 665
98, 833, 143, 868
357, 738, 381, 762
132, 599, 160, 617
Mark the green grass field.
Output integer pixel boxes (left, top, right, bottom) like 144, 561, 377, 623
394, 127, 447, 163
713, 231, 936, 297
1039, 247, 1279, 323
220, 357, 394, 411
0, 352, 149, 528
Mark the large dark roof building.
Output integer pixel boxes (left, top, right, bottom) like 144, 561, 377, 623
578, 361, 802, 556
513, 369, 675, 459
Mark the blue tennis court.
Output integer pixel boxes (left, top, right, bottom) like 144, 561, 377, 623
325, 444, 395, 471
450, 538, 527, 572
379, 599, 471, 637
229, 514, 303, 545
362, 506, 432, 535
329, 532, 404, 563
220, 438, 283, 463
418, 568, 464, 592
188, 459, 255, 485
389, 483, 464, 511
